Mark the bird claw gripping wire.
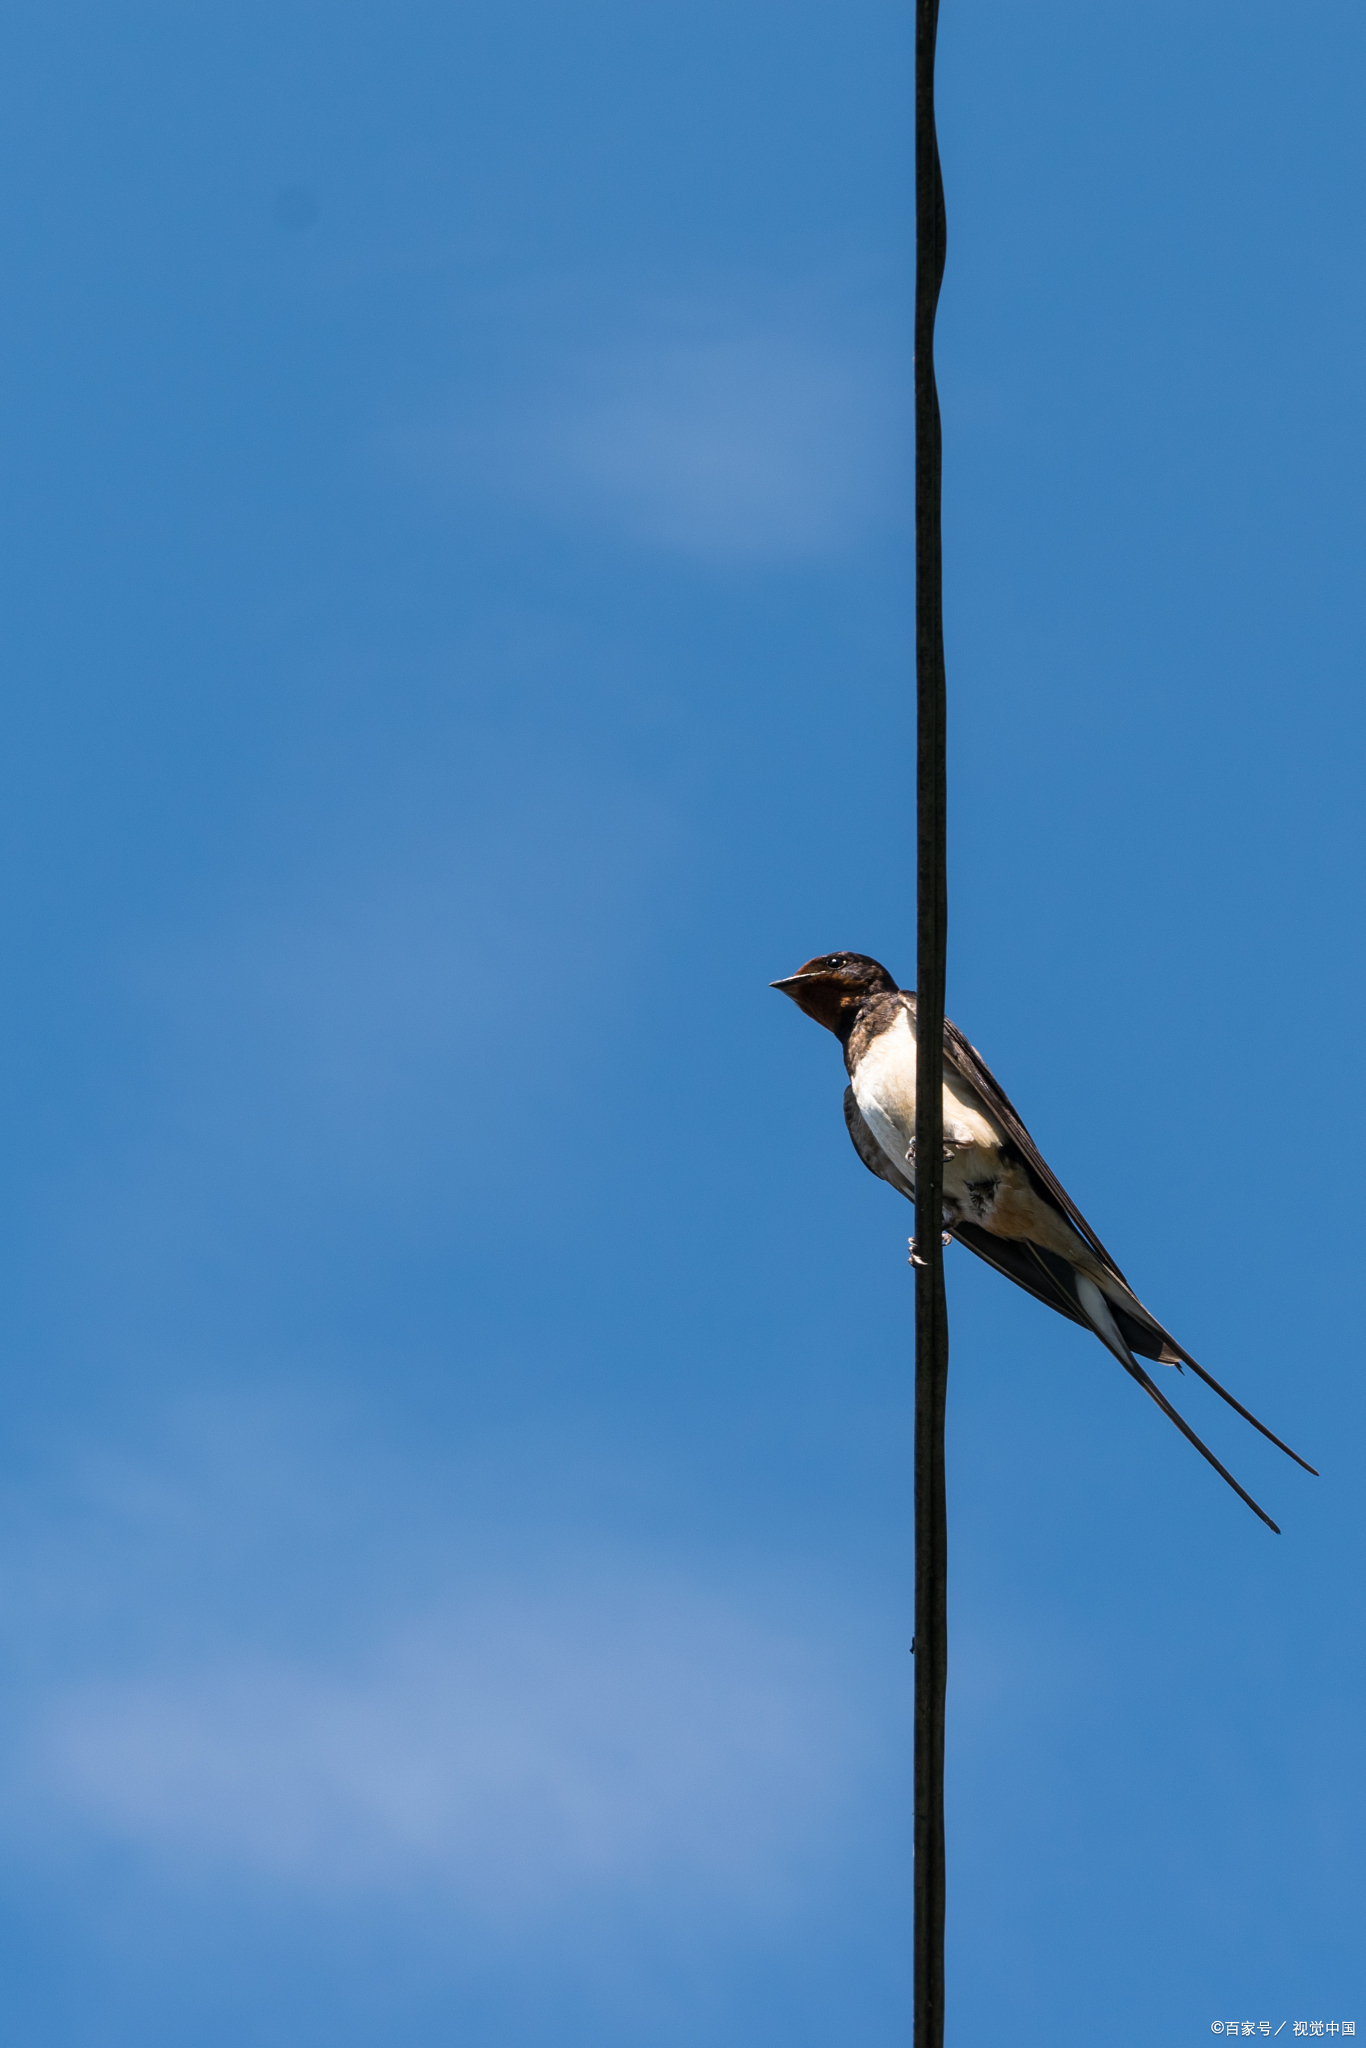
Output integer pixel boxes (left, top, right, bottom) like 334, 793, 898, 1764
904, 1138, 973, 1169
908, 1234, 953, 1267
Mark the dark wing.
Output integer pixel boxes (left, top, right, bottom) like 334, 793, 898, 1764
855, 1044, 1318, 1484
938, 1011, 1132, 1283
845, 1086, 1091, 1328
843, 1086, 915, 1198
949, 1222, 1223, 1367
949, 1221, 1093, 1334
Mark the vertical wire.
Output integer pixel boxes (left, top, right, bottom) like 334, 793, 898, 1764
912, 0, 949, 2042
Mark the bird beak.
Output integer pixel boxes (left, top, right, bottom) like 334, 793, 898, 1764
771, 972, 822, 1000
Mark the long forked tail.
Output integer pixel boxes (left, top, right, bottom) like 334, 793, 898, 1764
1167, 1349, 1318, 1477
1100, 1272, 1319, 1477
1114, 1350, 1281, 1534
950, 1223, 1315, 1524
1074, 1276, 1282, 1532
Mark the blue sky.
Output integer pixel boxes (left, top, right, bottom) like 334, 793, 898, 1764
0, 3, 1361, 2042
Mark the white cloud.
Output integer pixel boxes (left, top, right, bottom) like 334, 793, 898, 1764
522, 333, 901, 560
398, 309, 908, 563
27, 1568, 878, 1916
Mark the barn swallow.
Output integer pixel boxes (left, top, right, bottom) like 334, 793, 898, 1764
772, 951, 1316, 1532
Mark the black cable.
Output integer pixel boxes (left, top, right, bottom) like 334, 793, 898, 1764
912, 0, 949, 2042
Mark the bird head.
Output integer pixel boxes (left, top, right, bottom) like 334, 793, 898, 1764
770, 952, 899, 1038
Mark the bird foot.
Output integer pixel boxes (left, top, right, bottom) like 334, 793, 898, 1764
905, 1140, 973, 1167
907, 1234, 952, 1267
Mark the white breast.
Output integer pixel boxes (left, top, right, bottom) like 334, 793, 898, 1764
850, 1006, 919, 1168
852, 1007, 1003, 1172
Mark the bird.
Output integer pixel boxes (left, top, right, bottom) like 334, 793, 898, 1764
772, 950, 1316, 1532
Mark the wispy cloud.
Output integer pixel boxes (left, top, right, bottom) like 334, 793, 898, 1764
395, 296, 909, 563
0, 1398, 894, 1927
27, 1569, 877, 1915
509, 332, 902, 560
